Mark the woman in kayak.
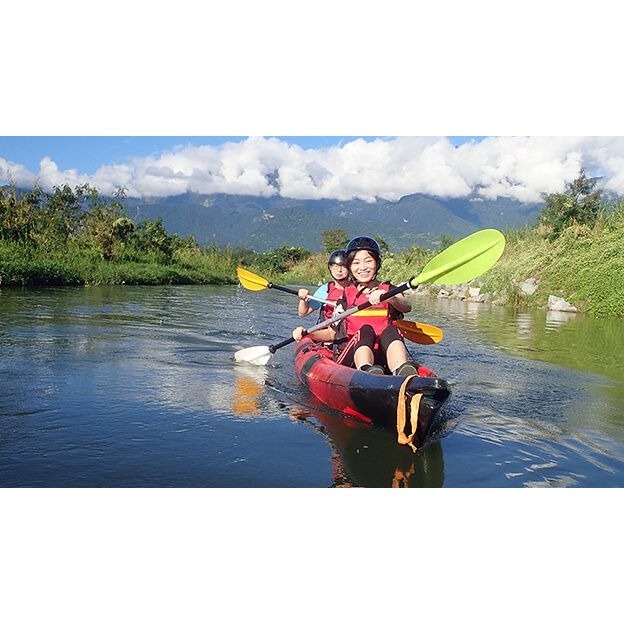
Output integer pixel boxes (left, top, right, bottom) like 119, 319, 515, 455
333, 236, 419, 376
296, 249, 349, 322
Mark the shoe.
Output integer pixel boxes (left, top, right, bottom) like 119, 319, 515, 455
395, 361, 419, 376
360, 364, 386, 375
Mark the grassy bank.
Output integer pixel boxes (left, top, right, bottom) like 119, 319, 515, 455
0, 184, 245, 287
276, 202, 624, 318
3, 181, 624, 317
0, 240, 240, 287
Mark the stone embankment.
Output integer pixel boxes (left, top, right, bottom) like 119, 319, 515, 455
411, 278, 578, 313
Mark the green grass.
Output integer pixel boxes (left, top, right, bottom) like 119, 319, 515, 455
4, 200, 624, 318
274, 205, 624, 318
0, 240, 238, 287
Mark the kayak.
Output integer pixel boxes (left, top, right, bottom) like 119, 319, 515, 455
293, 336, 451, 451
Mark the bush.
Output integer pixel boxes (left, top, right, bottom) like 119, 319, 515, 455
539, 169, 602, 239
253, 246, 311, 273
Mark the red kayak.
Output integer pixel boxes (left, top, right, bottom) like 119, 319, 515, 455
293, 336, 451, 450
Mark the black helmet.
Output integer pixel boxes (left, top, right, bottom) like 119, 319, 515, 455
345, 236, 381, 258
327, 250, 347, 266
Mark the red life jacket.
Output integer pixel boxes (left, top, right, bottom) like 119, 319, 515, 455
341, 282, 399, 338
321, 281, 344, 321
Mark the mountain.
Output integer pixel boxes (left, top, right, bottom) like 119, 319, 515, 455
123, 191, 543, 251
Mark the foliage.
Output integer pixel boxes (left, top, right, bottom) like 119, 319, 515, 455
251, 245, 311, 274
374, 235, 390, 254
439, 234, 456, 251
539, 169, 603, 239
321, 229, 349, 253
3, 180, 624, 318
0, 183, 240, 287
478, 203, 624, 316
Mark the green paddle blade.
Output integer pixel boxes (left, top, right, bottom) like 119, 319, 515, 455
412, 228, 505, 286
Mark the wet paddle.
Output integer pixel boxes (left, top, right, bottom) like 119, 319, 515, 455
235, 228, 505, 365
396, 320, 444, 345
238, 267, 443, 345
237, 267, 336, 307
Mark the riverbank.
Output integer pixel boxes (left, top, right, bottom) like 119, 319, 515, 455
280, 204, 624, 318
0, 184, 242, 288
0, 240, 238, 287
3, 183, 623, 316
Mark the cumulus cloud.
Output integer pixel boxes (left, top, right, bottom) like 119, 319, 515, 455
3, 136, 624, 203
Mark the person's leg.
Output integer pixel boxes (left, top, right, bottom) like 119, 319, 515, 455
353, 325, 377, 370
379, 325, 418, 375
336, 325, 384, 372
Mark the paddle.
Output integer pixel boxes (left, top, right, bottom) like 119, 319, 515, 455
237, 267, 335, 307
396, 320, 443, 345
235, 228, 505, 365
238, 266, 443, 344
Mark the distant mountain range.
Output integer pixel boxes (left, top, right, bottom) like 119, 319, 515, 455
123, 191, 544, 252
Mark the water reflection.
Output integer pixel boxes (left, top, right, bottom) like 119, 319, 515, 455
2, 284, 623, 487
228, 366, 446, 487
232, 369, 269, 416
286, 402, 445, 488
410, 297, 624, 383
545, 309, 578, 327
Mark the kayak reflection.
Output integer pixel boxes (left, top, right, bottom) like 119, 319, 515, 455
231, 367, 269, 416
288, 403, 445, 488
231, 367, 445, 487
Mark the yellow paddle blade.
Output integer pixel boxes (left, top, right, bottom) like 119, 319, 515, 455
237, 267, 269, 292
396, 320, 444, 345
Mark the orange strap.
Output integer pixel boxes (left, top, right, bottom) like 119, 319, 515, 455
396, 375, 422, 452
391, 464, 416, 488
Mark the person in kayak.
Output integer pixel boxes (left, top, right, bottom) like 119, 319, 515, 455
333, 236, 419, 376
296, 249, 349, 322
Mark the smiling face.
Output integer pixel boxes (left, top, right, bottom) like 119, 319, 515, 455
348, 250, 379, 284
329, 262, 349, 282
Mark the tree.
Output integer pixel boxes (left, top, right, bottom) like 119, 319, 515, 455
539, 169, 602, 238
374, 235, 390, 255
82, 185, 131, 260
439, 234, 456, 251
322, 229, 349, 253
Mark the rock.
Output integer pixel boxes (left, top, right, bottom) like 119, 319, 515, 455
547, 295, 578, 313
518, 277, 539, 296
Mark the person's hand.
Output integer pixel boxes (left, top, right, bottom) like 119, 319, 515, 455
292, 326, 306, 341
368, 289, 382, 305
298, 288, 310, 301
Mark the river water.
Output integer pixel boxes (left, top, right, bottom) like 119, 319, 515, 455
1, 284, 623, 487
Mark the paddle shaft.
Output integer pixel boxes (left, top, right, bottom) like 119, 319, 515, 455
268, 279, 413, 353
268, 282, 335, 307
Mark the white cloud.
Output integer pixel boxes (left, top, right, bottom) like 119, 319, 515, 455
0, 157, 37, 188
3, 136, 624, 203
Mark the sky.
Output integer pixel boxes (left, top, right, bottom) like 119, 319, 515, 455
1, 135, 623, 203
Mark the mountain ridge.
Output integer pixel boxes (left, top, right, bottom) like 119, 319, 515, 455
126, 191, 543, 251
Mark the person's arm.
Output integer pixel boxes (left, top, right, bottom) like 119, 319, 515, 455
367, 286, 412, 313
297, 289, 313, 317
292, 326, 336, 342
298, 284, 326, 317
386, 290, 412, 313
